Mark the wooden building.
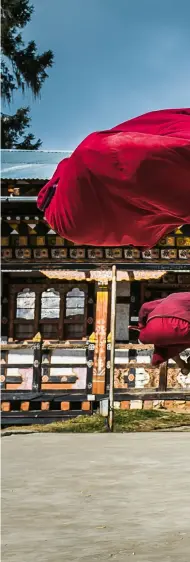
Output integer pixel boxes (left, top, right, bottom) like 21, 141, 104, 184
1, 150, 190, 425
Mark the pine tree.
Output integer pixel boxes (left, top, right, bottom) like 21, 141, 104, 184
1, 0, 54, 149
1, 108, 42, 149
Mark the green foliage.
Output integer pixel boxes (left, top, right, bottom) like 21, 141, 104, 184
1, 107, 42, 149
1, 0, 54, 149
3, 410, 190, 434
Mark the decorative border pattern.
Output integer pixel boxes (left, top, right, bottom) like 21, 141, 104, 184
1, 216, 190, 262
2, 246, 190, 262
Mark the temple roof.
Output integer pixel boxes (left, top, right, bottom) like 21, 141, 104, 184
1, 149, 72, 180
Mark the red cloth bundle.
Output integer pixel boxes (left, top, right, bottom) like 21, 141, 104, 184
37, 108, 190, 247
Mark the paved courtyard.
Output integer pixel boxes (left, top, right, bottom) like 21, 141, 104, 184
2, 433, 190, 562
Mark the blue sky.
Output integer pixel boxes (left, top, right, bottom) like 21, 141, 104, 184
3, 0, 190, 149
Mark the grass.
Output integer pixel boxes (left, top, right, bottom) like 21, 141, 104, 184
2, 409, 190, 434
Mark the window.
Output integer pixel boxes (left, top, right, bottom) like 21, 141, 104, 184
41, 289, 60, 319
16, 289, 35, 319
40, 287, 61, 340
40, 288, 60, 339
64, 288, 86, 340
10, 283, 88, 341
66, 288, 85, 317
14, 289, 35, 339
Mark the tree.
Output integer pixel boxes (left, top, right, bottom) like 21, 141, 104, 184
1, 0, 54, 149
1, 107, 42, 149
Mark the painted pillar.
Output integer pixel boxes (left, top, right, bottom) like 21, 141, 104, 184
92, 282, 109, 394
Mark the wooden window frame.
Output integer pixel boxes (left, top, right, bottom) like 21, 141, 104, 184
9, 282, 88, 342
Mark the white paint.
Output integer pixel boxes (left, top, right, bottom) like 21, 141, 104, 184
135, 368, 150, 388
136, 354, 151, 364
130, 400, 143, 409
115, 357, 130, 365
113, 401, 120, 409
51, 349, 86, 364
8, 350, 34, 365
99, 399, 109, 416
50, 366, 87, 389
7, 350, 33, 389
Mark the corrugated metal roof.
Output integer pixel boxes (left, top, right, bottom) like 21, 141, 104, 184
1, 149, 72, 180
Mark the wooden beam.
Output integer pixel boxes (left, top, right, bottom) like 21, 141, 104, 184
108, 265, 117, 432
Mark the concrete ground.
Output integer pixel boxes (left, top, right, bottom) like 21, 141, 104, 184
2, 434, 190, 562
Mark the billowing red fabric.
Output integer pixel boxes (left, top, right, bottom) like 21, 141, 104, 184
37, 108, 190, 247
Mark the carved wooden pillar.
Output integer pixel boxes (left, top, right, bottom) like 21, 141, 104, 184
33, 332, 42, 392
92, 282, 109, 394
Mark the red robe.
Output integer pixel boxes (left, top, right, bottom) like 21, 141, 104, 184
139, 293, 190, 327
139, 293, 190, 365
37, 108, 190, 247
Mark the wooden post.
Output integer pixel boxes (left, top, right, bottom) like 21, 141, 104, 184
87, 283, 95, 337
32, 333, 42, 392
106, 334, 111, 392
86, 333, 95, 393
159, 361, 168, 391
92, 282, 109, 394
108, 265, 117, 432
0, 351, 7, 390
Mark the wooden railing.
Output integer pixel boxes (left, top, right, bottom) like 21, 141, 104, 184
1, 339, 190, 425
